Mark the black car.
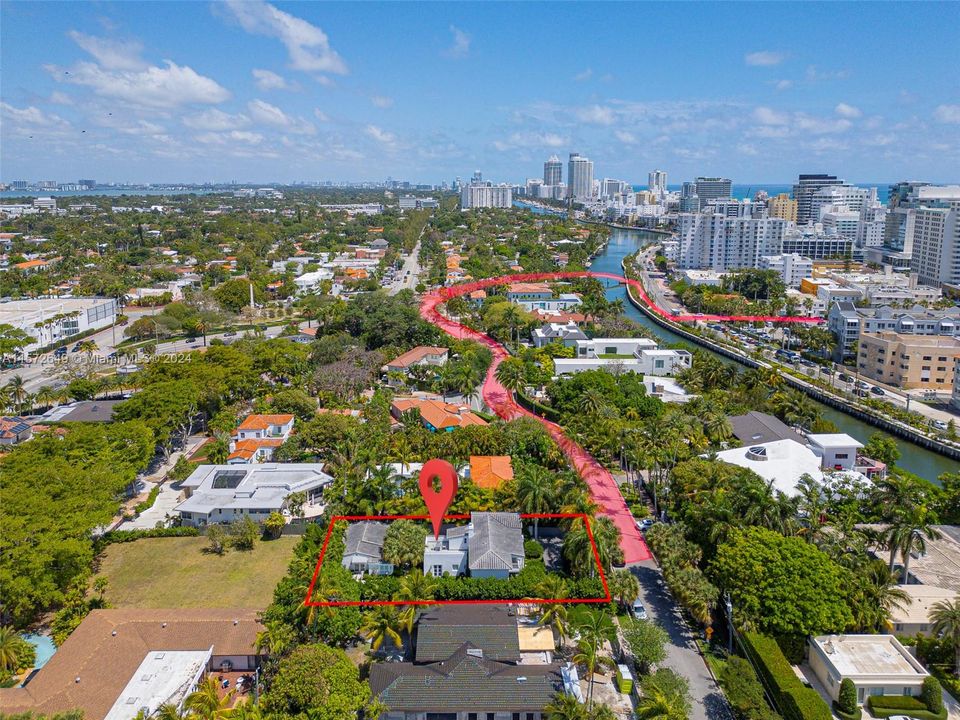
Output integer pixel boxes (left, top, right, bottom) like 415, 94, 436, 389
53, 347, 67, 358
838, 373, 853, 383
870, 386, 885, 396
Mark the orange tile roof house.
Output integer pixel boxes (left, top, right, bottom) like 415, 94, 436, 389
228, 413, 294, 464
469, 456, 514, 489
391, 398, 487, 432
383, 346, 449, 372
0, 609, 261, 720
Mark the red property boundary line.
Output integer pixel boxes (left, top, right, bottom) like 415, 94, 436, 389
434, 270, 823, 324
304, 513, 611, 607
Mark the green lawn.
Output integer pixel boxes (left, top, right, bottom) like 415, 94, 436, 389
97, 536, 298, 609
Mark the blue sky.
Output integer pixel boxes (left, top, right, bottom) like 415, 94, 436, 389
2, 1, 959, 185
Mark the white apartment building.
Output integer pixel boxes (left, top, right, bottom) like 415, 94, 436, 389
293, 268, 335, 294
811, 185, 871, 220
676, 213, 788, 271
648, 170, 667, 197
567, 153, 594, 202
911, 199, 960, 288
759, 253, 813, 288
821, 209, 860, 241
461, 181, 513, 209
0, 297, 118, 352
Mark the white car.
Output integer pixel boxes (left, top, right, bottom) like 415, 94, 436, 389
631, 600, 648, 620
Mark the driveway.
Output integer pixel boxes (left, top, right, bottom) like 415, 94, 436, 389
119, 480, 183, 530
629, 561, 730, 720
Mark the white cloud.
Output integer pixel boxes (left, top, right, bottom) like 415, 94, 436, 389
194, 130, 265, 145
182, 109, 250, 131
934, 104, 960, 124
737, 143, 759, 156
444, 25, 470, 59
573, 68, 593, 82
252, 68, 298, 91
49, 91, 73, 105
614, 130, 636, 144
365, 124, 396, 145
805, 65, 850, 82
1, 102, 71, 129
221, 0, 348, 75
371, 95, 393, 109
752, 106, 789, 125
774, 79, 793, 91
745, 51, 785, 67
67, 31, 146, 71
575, 104, 615, 125
493, 131, 568, 151
835, 102, 862, 118
795, 114, 851, 134
313, 108, 330, 122
246, 99, 315, 134
49, 59, 230, 109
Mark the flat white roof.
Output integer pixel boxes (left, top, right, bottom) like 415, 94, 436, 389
811, 635, 926, 679
104, 649, 211, 720
177, 463, 332, 514
890, 584, 957, 626
0, 297, 115, 324
807, 433, 863, 450
712, 439, 823, 497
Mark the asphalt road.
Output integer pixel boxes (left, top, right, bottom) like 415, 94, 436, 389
629, 561, 731, 720
388, 232, 425, 295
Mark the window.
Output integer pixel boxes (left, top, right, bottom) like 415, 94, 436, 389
431, 565, 443, 577
526, 714, 535, 720
469, 714, 478, 720
487, 714, 495, 720
513, 714, 521, 720
835, 453, 848, 459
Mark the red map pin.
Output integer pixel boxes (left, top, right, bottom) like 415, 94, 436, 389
418, 458, 459, 539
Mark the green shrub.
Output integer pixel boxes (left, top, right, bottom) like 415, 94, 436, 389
134, 485, 161, 515
776, 635, 807, 664
867, 696, 927, 711
630, 503, 649, 519
838, 678, 857, 715
95, 526, 199, 549
721, 656, 782, 720
922, 676, 943, 714
832, 703, 861, 720
742, 632, 832, 720
524, 539, 544, 560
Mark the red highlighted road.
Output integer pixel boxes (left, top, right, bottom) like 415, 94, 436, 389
421, 272, 820, 564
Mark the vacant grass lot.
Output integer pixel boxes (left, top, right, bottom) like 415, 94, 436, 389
98, 536, 298, 609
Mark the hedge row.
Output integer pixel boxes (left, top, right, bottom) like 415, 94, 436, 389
865, 702, 946, 720
133, 485, 161, 515
95, 526, 200, 549
742, 632, 832, 720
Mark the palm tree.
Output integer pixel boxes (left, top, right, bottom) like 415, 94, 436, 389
636, 687, 691, 720
0, 626, 30, 673
33, 385, 57, 412
608, 569, 641, 610
544, 692, 587, 720
154, 704, 188, 720
930, 596, 960, 675
514, 465, 556, 539
848, 560, 912, 632
361, 605, 403, 652
573, 637, 601, 710
887, 507, 942, 583
577, 388, 607, 416
255, 620, 295, 657
5, 375, 27, 414
495, 357, 526, 396
395, 570, 436, 632
536, 576, 571, 645
184, 676, 234, 720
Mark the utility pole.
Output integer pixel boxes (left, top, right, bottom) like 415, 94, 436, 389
725, 593, 734, 655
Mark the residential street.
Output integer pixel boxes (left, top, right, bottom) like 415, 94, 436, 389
629, 561, 731, 720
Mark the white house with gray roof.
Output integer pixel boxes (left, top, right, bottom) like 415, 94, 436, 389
342, 521, 391, 575
175, 463, 332, 527
424, 512, 525, 580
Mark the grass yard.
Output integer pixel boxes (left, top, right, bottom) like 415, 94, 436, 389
97, 536, 299, 609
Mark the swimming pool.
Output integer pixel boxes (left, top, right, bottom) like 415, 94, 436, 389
21, 634, 56, 669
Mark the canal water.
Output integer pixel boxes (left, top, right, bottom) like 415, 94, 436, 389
589, 225, 956, 484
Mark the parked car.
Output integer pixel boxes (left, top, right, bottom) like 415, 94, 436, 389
53, 346, 67, 358
870, 386, 885, 396
855, 380, 869, 389
636, 518, 656, 531
854, 389, 869, 398
631, 600, 648, 620
838, 373, 853, 383
932, 420, 949, 431
223, 331, 237, 337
